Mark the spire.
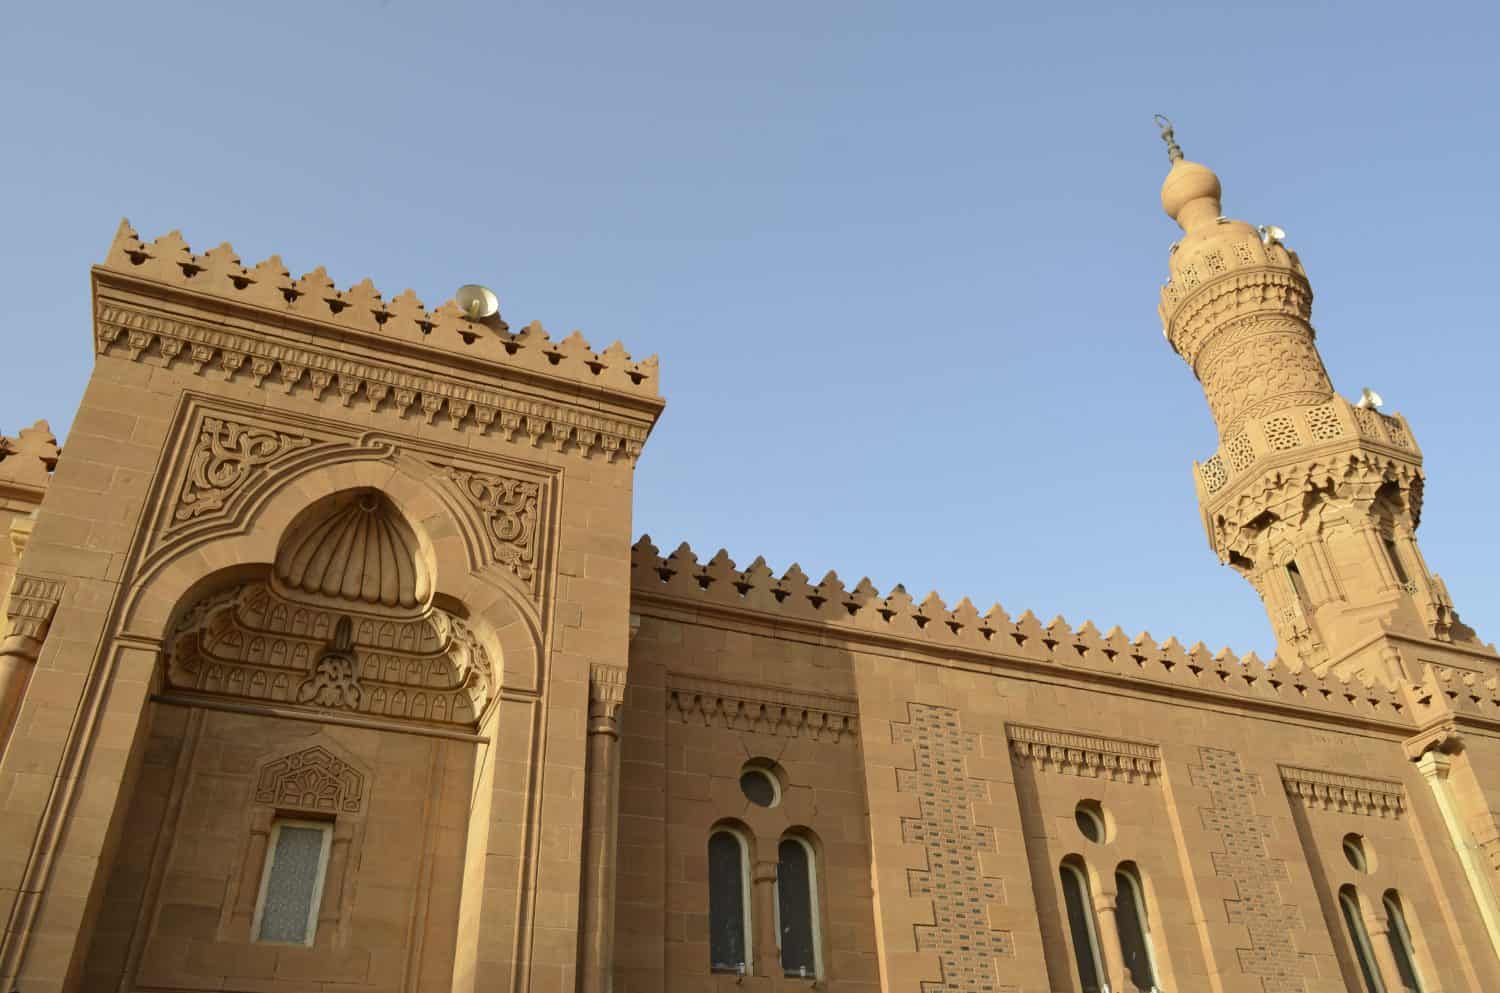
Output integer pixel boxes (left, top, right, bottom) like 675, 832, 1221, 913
1153, 117, 1224, 235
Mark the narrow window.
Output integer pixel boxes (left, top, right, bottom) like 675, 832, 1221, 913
708, 830, 752, 974
1060, 861, 1105, 993
1115, 864, 1159, 991
776, 837, 822, 978
252, 819, 333, 945
1383, 537, 1411, 585
1339, 886, 1386, 993
1287, 559, 1312, 607
1382, 892, 1426, 993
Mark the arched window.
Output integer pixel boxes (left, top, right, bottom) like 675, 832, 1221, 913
776, 836, 822, 978
1382, 891, 1426, 993
1339, 886, 1386, 993
708, 830, 752, 974
1060, 860, 1105, 993
1115, 863, 1159, 991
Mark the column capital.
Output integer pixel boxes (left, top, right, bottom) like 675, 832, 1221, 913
587, 663, 627, 736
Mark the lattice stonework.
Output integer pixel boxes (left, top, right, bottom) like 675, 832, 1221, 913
1305, 404, 1342, 441
1200, 455, 1228, 493
1192, 748, 1305, 993
892, 704, 1013, 993
1226, 432, 1256, 473
1263, 416, 1300, 452
256, 746, 366, 814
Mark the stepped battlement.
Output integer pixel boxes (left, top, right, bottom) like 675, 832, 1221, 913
627, 535, 1464, 725
97, 221, 660, 397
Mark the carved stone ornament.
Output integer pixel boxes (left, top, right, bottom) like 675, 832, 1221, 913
1006, 723, 1162, 784
0, 575, 65, 666
589, 663, 628, 735
165, 581, 495, 729
255, 745, 366, 813
1279, 765, 1405, 818
443, 467, 541, 582
666, 673, 857, 743
174, 417, 314, 525
273, 491, 433, 613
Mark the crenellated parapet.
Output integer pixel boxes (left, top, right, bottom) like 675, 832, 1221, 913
93, 223, 664, 462
630, 536, 1416, 727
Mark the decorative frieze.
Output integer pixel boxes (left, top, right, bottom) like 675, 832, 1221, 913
1006, 724, 1161, 784
96, 302, 652, 462
666, 673, 856, 743
1279, 765, 1405, 818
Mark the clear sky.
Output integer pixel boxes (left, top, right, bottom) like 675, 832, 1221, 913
3, 1, 1497, 656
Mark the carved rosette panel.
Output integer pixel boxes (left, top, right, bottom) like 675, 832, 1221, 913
1279, 766, 1405, 818
173, 417, 316, 526
1195, 320, 1334, 439
1006, 724, 1161, 784
442, 467, 542, 586
166, 582, 495, 728
255, 745, 366, 814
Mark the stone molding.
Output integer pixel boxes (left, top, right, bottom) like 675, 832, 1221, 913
1280, 765, 1405, 818
95, 301, 653, 463
98, 221, 660, 397
0, 575, 65, 666
665, 672, 857, 743
633, 537, 1413, 726
1006, 723, 1162, 784
1161, 256, 1312, 362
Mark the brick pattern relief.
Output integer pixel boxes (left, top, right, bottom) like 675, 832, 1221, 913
1192, 747, 1305, 993
1279, 766, 1405, 818
1006, 724, 1161, 784
892, 704, 1013, 993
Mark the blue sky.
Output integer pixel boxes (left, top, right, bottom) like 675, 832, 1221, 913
3, 1, 1497, 656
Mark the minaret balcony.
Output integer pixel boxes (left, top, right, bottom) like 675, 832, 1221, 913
1194, 396, 1420, 504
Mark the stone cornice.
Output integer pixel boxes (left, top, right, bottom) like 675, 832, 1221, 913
665, 672, 858, 743
1279, 765, 1405, 817
632, 537, 1417, 731
1006, 723, 1162, 784
93, 295, 659, 464
1162, 263, 1312, 363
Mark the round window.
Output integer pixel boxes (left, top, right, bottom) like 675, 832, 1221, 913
740, 767, 780, 808
1075, 800, 1107, 844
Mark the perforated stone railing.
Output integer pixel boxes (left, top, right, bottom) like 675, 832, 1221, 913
630, 537, 1415, 726
1196, 396, 1418, 499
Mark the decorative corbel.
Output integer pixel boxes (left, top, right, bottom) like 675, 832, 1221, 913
1405, 720, 1463, 762
1, 575, 65, 667
588, 663, 627, 737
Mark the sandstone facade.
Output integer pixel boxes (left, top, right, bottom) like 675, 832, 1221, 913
0, 145, 1497, 993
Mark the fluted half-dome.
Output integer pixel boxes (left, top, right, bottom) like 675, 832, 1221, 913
273, 491, 433, 611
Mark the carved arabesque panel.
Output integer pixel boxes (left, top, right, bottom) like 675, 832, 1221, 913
256, 745, 366, 814
442, 466, 541, 585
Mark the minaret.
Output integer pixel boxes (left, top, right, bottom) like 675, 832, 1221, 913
1154, 120, 1486, 684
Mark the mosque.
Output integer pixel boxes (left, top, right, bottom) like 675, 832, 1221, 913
1, 131, 1497, 993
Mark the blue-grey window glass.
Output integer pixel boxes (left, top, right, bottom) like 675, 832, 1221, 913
1383, 893, 1425, 993
777, 839, 816, 977
257, 825, 326, 943
1115, 867, 1158, 991
1340, 888, 1386, 993
708, 832, 748, 973
1060, 864, 1103, 993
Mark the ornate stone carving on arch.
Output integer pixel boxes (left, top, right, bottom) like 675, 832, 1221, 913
256, 744, 368, 815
